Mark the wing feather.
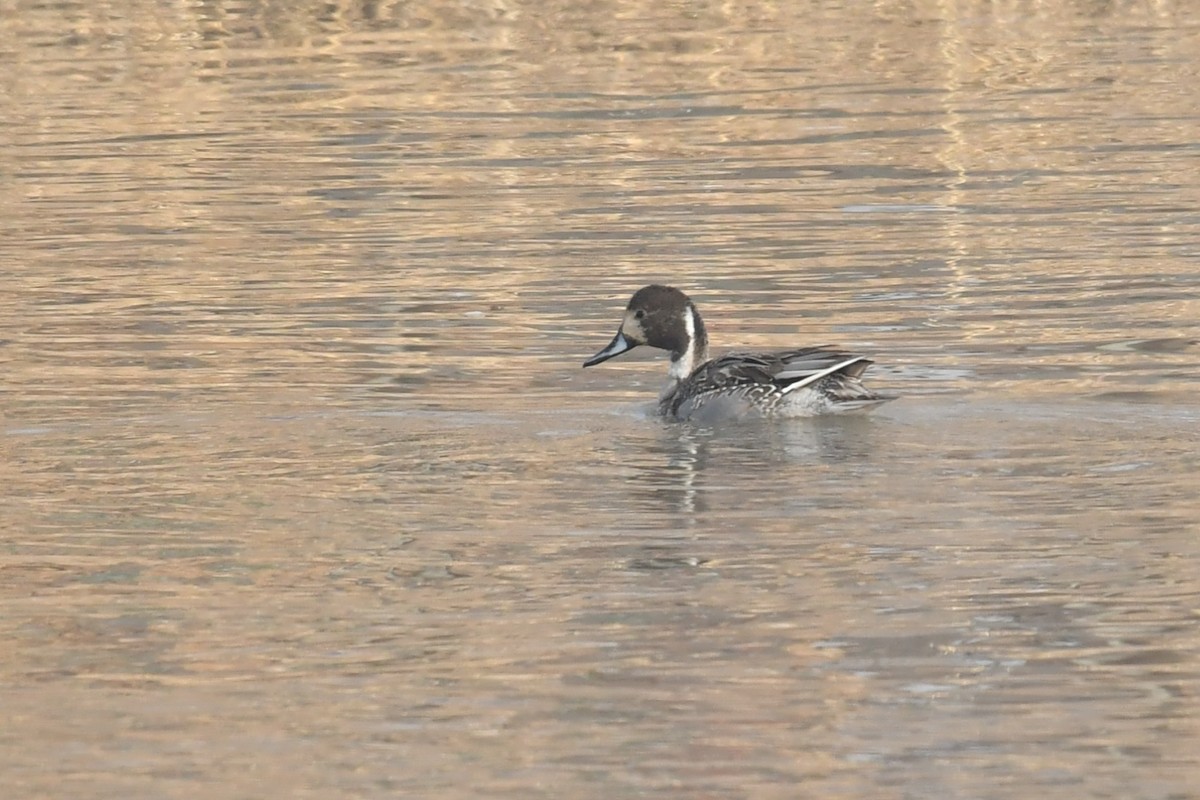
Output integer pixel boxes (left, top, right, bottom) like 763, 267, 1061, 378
678, 345, 887, 414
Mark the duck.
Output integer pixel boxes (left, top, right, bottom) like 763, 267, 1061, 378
582, 284, 892, 422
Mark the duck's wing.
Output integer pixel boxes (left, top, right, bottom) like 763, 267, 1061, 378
769, 347, 874, 394
696, 346, 888, 412
670, 346, 892, 419
699, 346, 866, 388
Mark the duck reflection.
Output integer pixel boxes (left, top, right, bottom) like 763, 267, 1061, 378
617, 415, 886, 520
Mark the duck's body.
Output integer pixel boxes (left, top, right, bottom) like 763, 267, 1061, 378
583, 285, 892, 422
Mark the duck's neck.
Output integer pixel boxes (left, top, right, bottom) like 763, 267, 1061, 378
664, 302, 709, 393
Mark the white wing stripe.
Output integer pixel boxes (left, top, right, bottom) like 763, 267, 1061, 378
778, 356, 868, 394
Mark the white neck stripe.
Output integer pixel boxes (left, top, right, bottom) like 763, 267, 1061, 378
668, 305, 699, 383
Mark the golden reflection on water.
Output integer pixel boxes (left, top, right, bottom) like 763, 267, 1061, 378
3, 1, 1200, 798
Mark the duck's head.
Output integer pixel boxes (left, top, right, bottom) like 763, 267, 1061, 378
583, 285, 707, 370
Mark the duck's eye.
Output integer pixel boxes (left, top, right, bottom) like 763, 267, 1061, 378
634, 309, 646, 320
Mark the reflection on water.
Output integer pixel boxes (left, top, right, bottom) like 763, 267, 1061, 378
3, 1, 1200, 798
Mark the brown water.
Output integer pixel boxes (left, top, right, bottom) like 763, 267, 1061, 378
3, 1, 1199, 798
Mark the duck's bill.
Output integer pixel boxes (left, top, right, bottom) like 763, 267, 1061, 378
583, 331, 636, 367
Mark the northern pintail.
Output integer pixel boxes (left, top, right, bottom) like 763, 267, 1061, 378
583, 284, 892, 422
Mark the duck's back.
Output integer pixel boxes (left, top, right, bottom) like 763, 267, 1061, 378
664, 346, 892, 421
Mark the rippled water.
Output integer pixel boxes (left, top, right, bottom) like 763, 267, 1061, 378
3, 1, 1199, 797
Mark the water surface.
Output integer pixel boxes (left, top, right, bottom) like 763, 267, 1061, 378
2, 1, 1199, 798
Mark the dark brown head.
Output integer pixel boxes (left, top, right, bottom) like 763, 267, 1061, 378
583, 285, 708, 367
